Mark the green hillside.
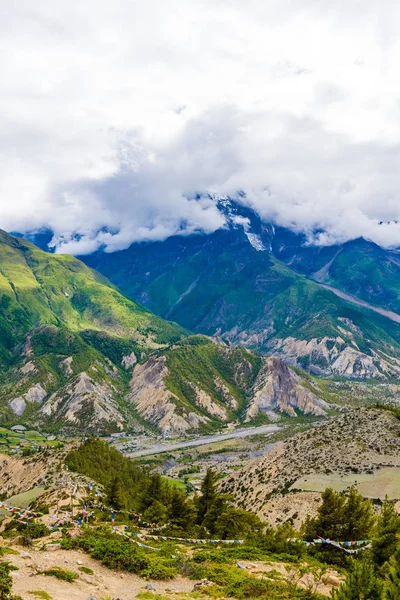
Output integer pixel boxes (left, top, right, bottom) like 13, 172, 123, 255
0, 230, 187, 432
313, 238, 400, 313
83, 225, 400, 378
0, 229, 185, 363
0, 231, 328, 434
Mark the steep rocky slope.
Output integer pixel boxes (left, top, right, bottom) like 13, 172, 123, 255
126, 339, 330, 434
82, 197, 400, 379
221, 408, 400, 527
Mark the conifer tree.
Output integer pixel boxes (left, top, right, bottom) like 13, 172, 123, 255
384, 550, 400, 599
197, 468, 218, 524
169, 487, 196, 529
143, 499, 168, 523
342, 487, 375, 541
332, 557, 382, 600
107, 474, 127, 510
214, 507, 264, 539
304, 488, 346, 540
373, 499, 400, 567
202, 494, 230, 534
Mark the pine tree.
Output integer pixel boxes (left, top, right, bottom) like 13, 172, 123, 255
143, 499, 168, 523
332, 557, 383, 600
384, 550, 400, 599
373, 499, 400, 567
140, 473, 170, 511
342, 487, 375, 541
107, 474, 127, 510
202, 495, 230, 535
169, 487, 196, 529
197, 468, 218, 524
214, 507, 264, 539
304, 488, 346, 540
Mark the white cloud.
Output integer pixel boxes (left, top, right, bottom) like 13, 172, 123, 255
2, 0, 400, 251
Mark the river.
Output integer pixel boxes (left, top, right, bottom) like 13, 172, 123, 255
123, 423, 281, 458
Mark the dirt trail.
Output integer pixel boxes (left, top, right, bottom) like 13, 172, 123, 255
10, 547, 194, 600
318, 283, 400, 323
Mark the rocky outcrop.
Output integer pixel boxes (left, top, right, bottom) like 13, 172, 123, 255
126, 356, 209, 435
246, 357, 328, 420
122, 352, 137, 369
272, 336, 400, 378
8, 383, 47, 416
127, 350, 332, 435
193, 386, 229, 420
59, 357, 73, 376
40, 372, 124, 431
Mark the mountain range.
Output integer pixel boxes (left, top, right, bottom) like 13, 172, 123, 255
81, 196, 400, 379
4, 196, 400, 435
0, 229, 328, 435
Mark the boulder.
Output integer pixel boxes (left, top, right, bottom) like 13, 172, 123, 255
44, 543, 61, 552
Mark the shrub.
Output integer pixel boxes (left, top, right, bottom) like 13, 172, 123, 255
16, 523, 49, 539
27, 592, 52, 600
61, 530, 177, 580
43, 567, 78, 583
78, 566, 94, 575
0, 562, 15, 600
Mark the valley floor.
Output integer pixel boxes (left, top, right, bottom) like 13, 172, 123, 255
121, 423, 282, 458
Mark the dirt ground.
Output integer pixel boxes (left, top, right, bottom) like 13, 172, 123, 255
7, 545, 343, 600
10, 546, 194, 600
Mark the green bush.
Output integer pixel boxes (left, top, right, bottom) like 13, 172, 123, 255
43, 567, 78, 583
0, 562, 14, 600
27, 592, 52, 600
61, 530, 177, 580
16, 523, 49, 539
78, 566, 94, 575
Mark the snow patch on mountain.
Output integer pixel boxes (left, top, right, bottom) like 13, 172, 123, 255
245, 232, 267, 251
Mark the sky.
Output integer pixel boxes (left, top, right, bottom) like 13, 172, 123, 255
2, 0, 400, 253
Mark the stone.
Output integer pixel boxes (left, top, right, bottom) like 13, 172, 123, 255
145, 584, 156, 591
77, 560, 84, 565
21, 552, 33, 559
193, 579, 213, 592
66, 528, 84, 538
44, 543, 61, 551
323, 575, 341, 587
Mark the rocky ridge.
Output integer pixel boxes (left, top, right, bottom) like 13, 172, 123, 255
82, 198, 400, 382
126, 348, 329, 434
221, 408, 400, 527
